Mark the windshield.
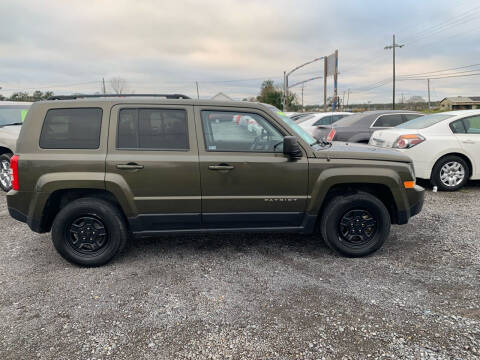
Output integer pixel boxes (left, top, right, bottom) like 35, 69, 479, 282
396, 114, 454, 129
0, 105, 30, 126
275, 111, 317, 145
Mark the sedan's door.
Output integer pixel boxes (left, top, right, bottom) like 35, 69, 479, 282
454, 115, 480, 177
105, 104, 201, 233
194, 106, 309, 229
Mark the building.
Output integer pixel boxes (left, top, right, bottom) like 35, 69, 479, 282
211, 92, 233, 101
439, 96, 480, 111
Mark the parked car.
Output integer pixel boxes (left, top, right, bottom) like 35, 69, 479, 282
0, 101, 32, 191
7, 94, 423, 266
291, 112, 314, 122
297, 112, 353, 136
313, 110, 423, 143
369, 110, 480, 191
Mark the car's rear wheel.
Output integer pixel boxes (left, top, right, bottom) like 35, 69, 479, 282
320, 192, 391, 257
51, 198, 128, 267
0, 153, 13, 192
431, 155, 469, 191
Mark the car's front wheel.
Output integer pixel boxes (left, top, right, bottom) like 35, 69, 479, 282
431, 155, 469, 191
0, 153, 13, 192
320, 192, 391, 257
51, 198, 128, 267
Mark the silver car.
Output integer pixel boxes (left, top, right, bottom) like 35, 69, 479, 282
0, 102, 31, 191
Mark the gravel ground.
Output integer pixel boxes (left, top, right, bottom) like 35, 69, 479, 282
0, 185, 479, 360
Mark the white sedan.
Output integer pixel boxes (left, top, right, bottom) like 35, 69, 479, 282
369, 110, 480, 191
297, 112, 353, 136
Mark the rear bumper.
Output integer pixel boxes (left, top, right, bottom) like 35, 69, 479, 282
396, 185, 425, 225
7, 190, 45, 233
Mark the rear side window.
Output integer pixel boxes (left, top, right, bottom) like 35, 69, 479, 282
372, 114, 404, 127
313, 116, 332, 126
117, 108, 189, 150
450, 119, 466, 134
40, 108, 102, 149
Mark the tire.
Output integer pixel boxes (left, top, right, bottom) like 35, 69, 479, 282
51, 198, 128, 267
431, 155, 469, 191
0, 153, 13, 192
320, 191, 391, 257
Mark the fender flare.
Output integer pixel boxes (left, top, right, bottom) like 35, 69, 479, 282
307, 167, 407, 215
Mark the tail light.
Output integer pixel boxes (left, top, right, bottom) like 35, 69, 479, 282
326, 129, 336, 141
393, 134, 425, 149
10, 155, 19, 191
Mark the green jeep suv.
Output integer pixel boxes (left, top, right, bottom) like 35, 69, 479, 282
7, 94, 424, 266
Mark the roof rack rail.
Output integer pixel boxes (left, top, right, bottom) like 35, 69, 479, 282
47, 94, 191, 100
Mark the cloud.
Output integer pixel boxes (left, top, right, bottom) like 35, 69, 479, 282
0, 0, 479, 103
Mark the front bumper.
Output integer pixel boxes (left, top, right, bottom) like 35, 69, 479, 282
396, 185, 425, 225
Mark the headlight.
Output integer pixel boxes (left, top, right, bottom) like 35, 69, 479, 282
393, 134, 425, 149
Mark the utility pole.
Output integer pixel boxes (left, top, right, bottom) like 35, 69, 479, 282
283, 71, 287, 111
384, 34, 404, 110
102, 77, 106, 94
195, 81, 200, 99
427, 78, 431, 111
301, 84, 304, 112
346, 89, 350, 109
323, 57, 327, 112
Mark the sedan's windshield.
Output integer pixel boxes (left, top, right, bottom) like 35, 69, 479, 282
275, 111, 317, 145
396, 114, 454, 129
0, 105, 30, 127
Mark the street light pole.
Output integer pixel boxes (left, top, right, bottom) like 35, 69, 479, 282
427, 78, 431, 111
284, 56, 324, 112
384, 34, 404, 110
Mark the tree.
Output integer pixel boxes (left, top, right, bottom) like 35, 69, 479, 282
9, 92, 30, 102
256, 80, 299, 111
8, 91, 54, 102
109, 77, 128, 94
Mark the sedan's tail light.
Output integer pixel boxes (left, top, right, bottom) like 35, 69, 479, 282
10, 155, 19, 191
393, 134, 425, 149
326, 129, 336, 141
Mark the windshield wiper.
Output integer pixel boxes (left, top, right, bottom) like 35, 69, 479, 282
1, 122, 23, 127
311, 138, 332, 149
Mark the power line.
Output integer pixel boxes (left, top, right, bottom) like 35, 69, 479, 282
398, 62, 480, 77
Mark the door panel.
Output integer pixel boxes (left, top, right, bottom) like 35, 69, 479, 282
195, 107, 309, 228
455, 116, 480, 177
106, 104, 201, 229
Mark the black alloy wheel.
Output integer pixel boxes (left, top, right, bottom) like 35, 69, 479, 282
66, 216, 108, 254
338, 209, 377, 248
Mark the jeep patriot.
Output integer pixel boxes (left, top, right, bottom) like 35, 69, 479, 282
7, 94, 424, 266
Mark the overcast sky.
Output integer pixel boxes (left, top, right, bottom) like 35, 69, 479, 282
0, 0, 479, 104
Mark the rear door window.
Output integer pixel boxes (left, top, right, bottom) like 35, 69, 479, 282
462, 115, 480, 134
40, 108, 102, 149
117, 108, 189, 150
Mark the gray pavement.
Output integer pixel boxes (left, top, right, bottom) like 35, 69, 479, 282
0, 186, 479, 359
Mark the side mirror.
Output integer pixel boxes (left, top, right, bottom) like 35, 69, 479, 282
283, 136, 303, 159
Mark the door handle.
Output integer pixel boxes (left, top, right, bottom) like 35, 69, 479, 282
116, 163, 144, 170
208, 164, 234, 171
462, 140, 475, 144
